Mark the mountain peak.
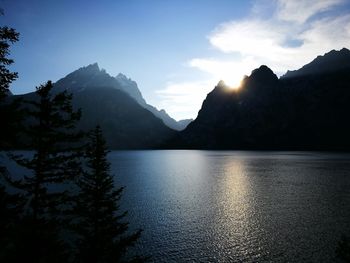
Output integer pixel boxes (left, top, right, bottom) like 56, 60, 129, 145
251, 65, 274, 75
217, 80, 227, 88
71, 63, 102, 76
211, 80, 231, 95
116, 73, 128, 79
82, 62, 100, 72
326, 47, 350, 56
53, 62, 110, 93
250, 65, 278, 83
53, 64, 190, 131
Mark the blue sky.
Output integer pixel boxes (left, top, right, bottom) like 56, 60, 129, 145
1, 0, 350, 120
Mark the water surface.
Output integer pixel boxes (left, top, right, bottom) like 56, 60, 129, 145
110, 151, 350, 262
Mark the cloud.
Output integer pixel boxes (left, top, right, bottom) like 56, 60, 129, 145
156, 80, 215, 120
196, 0, 350, 75
156, 0, 350, 120
189, 56, 259, 86
276, 0, 344, 24
209, 19, 290, 55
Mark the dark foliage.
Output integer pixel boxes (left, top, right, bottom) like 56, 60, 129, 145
0, 19, 22, 149
0, 23, 18, 100
0, 184, 24, 261
0, 19, 145, 263
336, 235, 350, 262
73, 126, 145, 263
4, 81, 83, 261
0, 97, 24, 149
0, 16, 25, 260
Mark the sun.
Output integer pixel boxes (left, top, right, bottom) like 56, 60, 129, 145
226, 76, 243, 90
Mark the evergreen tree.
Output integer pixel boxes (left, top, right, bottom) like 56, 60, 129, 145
0, 18, 19, 100
5, 81, 83, 262
0, 12, 24, 260
0, 12, 21, 149
73, 126, 144, 263
336, 235, 350, 262
0, 184, 24, 261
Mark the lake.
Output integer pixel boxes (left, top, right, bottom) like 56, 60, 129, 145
109, 150, 350, 262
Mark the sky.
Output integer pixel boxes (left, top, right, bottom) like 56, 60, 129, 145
1, 0, 350, 120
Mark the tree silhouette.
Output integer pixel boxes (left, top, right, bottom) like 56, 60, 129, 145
0, 14, 24, 261
0, 15, 21, 149
0, 22, 19, 100
336, 235, 350, 262
4, 81, 83, 262
73, 126, 145, 263
0, 184, 24, 261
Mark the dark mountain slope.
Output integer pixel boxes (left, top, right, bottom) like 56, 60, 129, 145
173, 48, 350, 150
55, 64, 191, 130
280, 68, 350, 149
283, 48, 350, 78
144, 105, 192, 131
72, 86, 175, 149
14, 65, 176, 149
113, 72, 192, 130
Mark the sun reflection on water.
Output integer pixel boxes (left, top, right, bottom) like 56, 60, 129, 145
211, 156, 267, 259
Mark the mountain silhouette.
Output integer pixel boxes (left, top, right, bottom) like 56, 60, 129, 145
14, 65, 176, 149
282, 48, 350, 78
8, 48, 350, 150
54, 64, 191, 131
113, 72, 192, 130
170, 48, 350, 150
72, 86, 175, 149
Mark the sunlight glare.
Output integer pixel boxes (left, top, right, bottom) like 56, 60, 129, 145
226, 76, 243, 90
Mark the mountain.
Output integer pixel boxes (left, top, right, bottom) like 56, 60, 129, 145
143, 105, 192, 131
113, 73, 192, 130
71, 86, 175, 149
282, 48, 350, 78
54, 63, 117, 92
15, 64, 176, 149
175, 118, 193, 131
54, 63, 191, 131
53, 63, 146, 105
171, 48, 350, 150
115, 73, 147, 105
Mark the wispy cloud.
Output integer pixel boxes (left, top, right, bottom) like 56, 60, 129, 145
156, 80, 215, 120
276, 0, 344, 24
157, 0, 350, 120
203, 0, 350, 74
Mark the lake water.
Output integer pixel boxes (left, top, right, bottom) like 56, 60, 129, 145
109, 151, 350, 262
